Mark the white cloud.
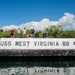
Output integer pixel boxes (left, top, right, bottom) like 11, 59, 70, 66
1, 13, 75, 31
2, 25, 18, 31
58, 13, 75, 29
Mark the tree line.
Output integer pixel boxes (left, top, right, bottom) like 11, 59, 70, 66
0, 25, 75, 38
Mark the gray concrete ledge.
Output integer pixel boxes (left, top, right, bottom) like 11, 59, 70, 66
0, 49, 75, 56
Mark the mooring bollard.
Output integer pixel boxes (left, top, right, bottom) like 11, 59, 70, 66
43, 33, 47, 38
35, 33, 39, 38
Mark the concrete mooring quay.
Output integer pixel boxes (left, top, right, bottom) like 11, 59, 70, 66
0, 38, 75, 61
0, 49, 75, 56
0, 49, 75, 62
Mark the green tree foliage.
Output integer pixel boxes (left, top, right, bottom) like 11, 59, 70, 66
1, 30, 10, 37
62, 30, 75, 38
46, 25, 63, 38
0, 25, 75, 38
26, 29, 31, 37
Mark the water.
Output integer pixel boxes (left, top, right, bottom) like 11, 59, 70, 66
0, 62, 75, 75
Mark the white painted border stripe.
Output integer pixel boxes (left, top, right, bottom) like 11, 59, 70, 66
0, 38, 75, 50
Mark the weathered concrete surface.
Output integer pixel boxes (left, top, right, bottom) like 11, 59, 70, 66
0, 49, 75, 56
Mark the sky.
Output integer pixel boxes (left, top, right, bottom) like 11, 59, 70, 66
0, 0, 75, 31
